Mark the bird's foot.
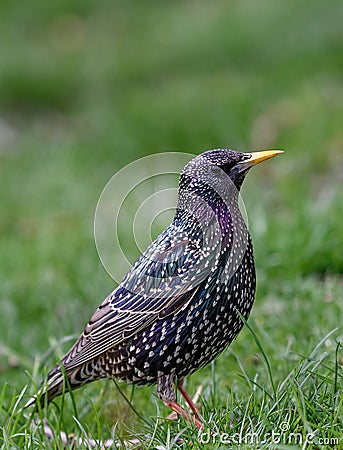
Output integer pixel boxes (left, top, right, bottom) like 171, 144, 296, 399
164, 400, 204, 430
165, 384, 203, 429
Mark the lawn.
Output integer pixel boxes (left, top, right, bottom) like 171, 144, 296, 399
0, 1, 342, 448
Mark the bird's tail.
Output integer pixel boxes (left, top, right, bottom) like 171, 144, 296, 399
25, 365, 68, 409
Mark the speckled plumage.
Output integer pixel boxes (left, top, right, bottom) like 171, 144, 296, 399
27, 148, 282, 422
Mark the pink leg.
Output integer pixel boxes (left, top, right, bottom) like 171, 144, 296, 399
177, 383, 201, 418
164, 400, 204, 430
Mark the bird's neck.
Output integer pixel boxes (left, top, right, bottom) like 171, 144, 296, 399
176, 187, 245, 245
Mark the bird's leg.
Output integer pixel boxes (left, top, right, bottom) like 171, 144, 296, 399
177, 382, 202, 418
167, 382, 202, 420
157, 373, 203, 430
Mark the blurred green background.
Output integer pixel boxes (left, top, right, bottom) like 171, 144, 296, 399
0, 0, 342, 436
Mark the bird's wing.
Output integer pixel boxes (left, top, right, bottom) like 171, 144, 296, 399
62, 219, 220, 369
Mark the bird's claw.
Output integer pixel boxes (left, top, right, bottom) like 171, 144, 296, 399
166, 384, 203, 427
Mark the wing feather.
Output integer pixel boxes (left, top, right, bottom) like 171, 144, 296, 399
62, 218, 216, 369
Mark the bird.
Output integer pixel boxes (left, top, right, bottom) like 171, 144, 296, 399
26, 148, 282, 429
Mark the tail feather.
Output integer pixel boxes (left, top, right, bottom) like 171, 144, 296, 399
25, 358, 102, 409
25, 366, 66, 409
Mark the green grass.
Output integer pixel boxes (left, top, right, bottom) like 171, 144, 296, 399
0, 0, 343, 448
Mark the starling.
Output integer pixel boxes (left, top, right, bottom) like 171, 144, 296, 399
26, 148, 282, 428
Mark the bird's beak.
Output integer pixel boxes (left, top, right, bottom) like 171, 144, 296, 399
237, 149, 283, 172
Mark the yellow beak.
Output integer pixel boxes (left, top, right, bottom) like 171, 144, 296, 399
239, 149, 284, 168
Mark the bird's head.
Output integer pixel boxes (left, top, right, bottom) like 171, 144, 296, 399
182, 148, 282, 189
179, 148, 283, 204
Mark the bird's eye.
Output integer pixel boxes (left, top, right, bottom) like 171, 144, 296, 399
209, 165, 222, 176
